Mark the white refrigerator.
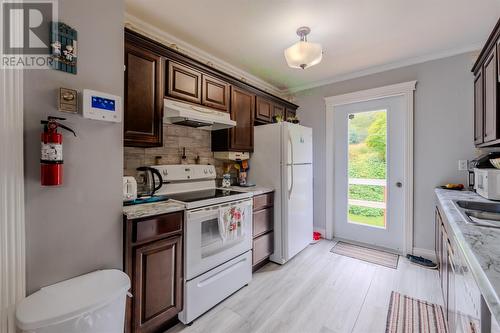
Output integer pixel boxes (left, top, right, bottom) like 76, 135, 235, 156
249, 122, 313, 264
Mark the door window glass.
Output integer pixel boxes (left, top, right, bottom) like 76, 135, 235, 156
347, 110, 387, 228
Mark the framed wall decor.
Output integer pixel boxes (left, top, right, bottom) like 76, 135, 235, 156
50, 22, 78, 74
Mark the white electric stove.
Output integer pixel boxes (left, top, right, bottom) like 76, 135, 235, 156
147, 164, 253, 324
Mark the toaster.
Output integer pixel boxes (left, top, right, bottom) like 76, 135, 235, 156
123, 176, 137, 202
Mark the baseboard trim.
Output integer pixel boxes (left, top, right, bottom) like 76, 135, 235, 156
412, 247, 436, 263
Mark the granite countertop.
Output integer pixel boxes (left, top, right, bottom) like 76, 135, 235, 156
435, 188, 500, 323
225, 185, 274, 196
123, 200, 185, 220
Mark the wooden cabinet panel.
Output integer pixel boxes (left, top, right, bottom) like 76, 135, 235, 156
167, 61, 202, 104
484, 48, 498, 143
212, 87, 255, 152
447, 243, 456, 330
285, 108, 297, 121
231, 87, 255, 151
253, 208, 273, 237
133, 212, 183, 244
474, 70, 484, 145
255, 97, 273, 122
124, 42, 163, 147
133, 236, 183, 333
253, 193, 274, 211
253, 232, 273, 266
273, 104, 285, 120
252, 191, 274, 271
124, 211, 184, 333
273, 104, 286, 120
202, 75, 229, 111
498, 40, 500, 83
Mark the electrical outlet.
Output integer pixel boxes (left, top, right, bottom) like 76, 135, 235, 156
458, 160, 468, 171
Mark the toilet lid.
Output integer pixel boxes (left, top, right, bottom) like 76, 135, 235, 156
16, 269, 130, 330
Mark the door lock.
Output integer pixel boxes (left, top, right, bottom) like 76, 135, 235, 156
396, 182, 403, 188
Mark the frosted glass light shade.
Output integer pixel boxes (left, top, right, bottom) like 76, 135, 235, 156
284, 41, 323, 69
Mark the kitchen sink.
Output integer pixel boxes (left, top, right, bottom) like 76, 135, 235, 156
453, 200, 500, 228
454, 200, 500, 213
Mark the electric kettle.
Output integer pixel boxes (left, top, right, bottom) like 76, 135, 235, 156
136, 166, 163, 197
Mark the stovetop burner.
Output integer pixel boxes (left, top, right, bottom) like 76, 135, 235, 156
168, 189, 242, 203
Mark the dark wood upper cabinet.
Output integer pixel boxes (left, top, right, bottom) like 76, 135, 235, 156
167, 61, 202, 104
124, 29, 299, 150
273, 104, 286, 120
124, 42, 163, 147
285, 108, 296, 121
230, 87, 255, 151
255, 96, 273, 122
474, 70, 484, 145
472, 18, 500, 147
212, 86, 255, 152
273, 104, 285, 120
498, 40, 500, 82
484, 48, 498, 143
133, 236, 182, 333
202, 75, 230, 111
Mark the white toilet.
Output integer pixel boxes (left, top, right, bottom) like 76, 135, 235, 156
16, 269, 130, 333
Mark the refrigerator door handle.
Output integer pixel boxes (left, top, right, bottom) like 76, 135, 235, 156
288, 132, 294, 199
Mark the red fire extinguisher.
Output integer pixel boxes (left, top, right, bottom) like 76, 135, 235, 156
40, 116, 76, 186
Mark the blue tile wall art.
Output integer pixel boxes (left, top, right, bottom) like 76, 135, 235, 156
50, 22, 77, 74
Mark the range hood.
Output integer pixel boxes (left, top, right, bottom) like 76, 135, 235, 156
163, 99, 236, 130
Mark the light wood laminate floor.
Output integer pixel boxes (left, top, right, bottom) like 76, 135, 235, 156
167, 240, 442, 333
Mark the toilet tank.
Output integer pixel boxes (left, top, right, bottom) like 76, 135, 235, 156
16, 269, 130, 333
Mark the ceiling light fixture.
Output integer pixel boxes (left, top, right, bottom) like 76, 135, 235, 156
284, 26, 323, 70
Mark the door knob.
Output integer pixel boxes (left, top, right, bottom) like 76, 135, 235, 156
396, 182, 403, 188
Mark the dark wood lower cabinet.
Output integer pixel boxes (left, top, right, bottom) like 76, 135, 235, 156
124, 212, 184, 333
435, 205, 481, 333
252, 192, 274, 271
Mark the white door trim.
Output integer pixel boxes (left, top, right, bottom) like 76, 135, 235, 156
0, 40, 26, 333
324, 81, 416, 255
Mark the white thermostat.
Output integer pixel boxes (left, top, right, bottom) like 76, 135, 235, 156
82, 89, 122, 123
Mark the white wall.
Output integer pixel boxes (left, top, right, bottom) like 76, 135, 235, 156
23, 0, 124, 293
295, 52, 477, 250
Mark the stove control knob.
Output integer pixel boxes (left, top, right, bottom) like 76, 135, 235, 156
204, 169, 208, 174
162, 170, 168, 176
209, 169, 214, 174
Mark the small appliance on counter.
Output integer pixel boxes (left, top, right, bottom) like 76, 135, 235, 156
123, 167, 169, 206
474, 168, 500, 200
123, 176, 137, 202
136, 166, 163, 197
469, 152, 500, 200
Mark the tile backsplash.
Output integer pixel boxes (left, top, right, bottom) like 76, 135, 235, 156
124, 123, 225, 177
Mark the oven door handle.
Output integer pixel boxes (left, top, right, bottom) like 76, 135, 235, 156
187, 199, 253, 215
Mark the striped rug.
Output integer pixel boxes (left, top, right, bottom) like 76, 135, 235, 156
330, 241, 399, 269
386, 292, 448, 333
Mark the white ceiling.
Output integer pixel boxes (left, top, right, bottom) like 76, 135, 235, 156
126, 0, 500, 93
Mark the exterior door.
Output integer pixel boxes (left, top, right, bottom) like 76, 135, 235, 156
333, 96, 406, 252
